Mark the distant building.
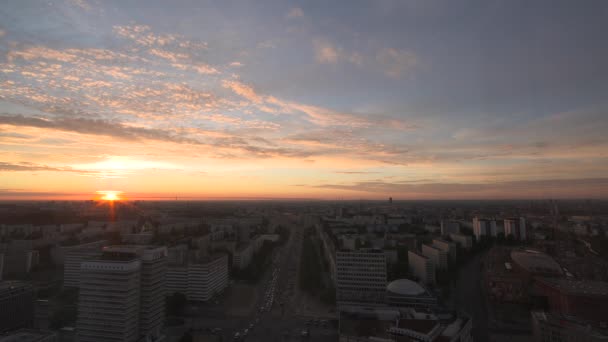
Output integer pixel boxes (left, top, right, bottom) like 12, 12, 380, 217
166, 253, 228, 302
432, 238, 456, 261
473, 217, 497, 240
62, 240, 107, 288
504, 217, 527, 240
232, 242, 254, 269
386, 279, 438, 309
441, 220, 460, 236
535, 277, 608, 322
0, 329, 56, 342
408, 251, 436, 286
77, 245, 167, 342
0, 253, 3, 281
449, 233, 472, 250
336, 249, 387, 305
422, 244, 448, 270
0, 281, 35, 333
531, 311, 608, 342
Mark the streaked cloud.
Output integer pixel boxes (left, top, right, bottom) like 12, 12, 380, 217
286, 7, 304, 19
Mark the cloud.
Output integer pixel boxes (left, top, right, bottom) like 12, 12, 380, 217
310, 178, 608, 198
229, 62, 244, 67
286, 7, 304, 19
334, 171, 380, 174
0, 114, 200, 145
313, 39, 340, 64
376, 48, 417, 78
68, 0, 91, 11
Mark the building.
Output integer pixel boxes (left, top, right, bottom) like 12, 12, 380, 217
432, 238, 456, 261
504, 217, 527, 240
535, 278, 608, 322
531, 311, 608, 342
408, 251, 436, 286
441, 221, 460, 236
0, 329, 57, 342
336, 249, 387, 305
388, 309, 473, 342
338, 306, 399, 342
449, 233, 472, 250
62, 240, 107, 288
166, 253, 228, 302
0, 281, 35, 333
0, 253, 3, 281
232, 242, 254, 270
338, 307, 473, 342
473, 217, 497, 240
77, 245, 167, 342
422, 244, 448, 271
386, 279, 438, 309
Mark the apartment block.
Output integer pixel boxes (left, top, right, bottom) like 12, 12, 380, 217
336, 249, 387, 305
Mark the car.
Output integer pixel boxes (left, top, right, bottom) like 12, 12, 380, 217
243, 329, 249, 336
301, 329, 309, 337
249, 323, 254, 329
234, 332, 240, 340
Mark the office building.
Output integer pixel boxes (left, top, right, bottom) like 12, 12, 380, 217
449, 233, 473, 250
473, 217, 497, 240
166, 253, 228, 302
336, 249, 387, 305
0, 329, 57, 342
504, 217, 527, 240
422, 244, 448, 270
432, 238, 456, 261
62, 240, 107, 288
77, 245, 167, 342
408, 251, 436, 286
0, 281, 35, 333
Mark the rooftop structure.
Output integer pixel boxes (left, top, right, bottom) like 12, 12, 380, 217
510, 249, 563, 276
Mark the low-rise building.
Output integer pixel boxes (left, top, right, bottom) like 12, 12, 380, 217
531, 311, 608, 342
386, 279, 438, 309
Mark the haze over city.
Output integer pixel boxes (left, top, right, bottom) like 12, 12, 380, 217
2, 0, 608, 200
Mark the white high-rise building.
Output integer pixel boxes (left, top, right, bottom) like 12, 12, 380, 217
77, 256, 141, 342
432, 238, 456, 261
421, 244, 447, 270
336, 249, 387, 305
450, 233, 473, 250
408, 251, 435, 285
62, 240, 107, 288
473, 217, 497, 240
77, 245, 167, 342
166, 253, 228, 302
504, 217, 526, 240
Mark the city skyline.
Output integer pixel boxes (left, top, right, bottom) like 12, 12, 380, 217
2, 0, 608, 200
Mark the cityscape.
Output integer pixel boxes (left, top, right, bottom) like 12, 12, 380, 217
1, 1, 608, 342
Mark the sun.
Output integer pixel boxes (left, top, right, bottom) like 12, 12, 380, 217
97, 190, 122, 201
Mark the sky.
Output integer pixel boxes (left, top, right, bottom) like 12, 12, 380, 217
1, 0, 608, 200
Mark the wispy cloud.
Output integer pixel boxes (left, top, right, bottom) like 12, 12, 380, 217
286, 7, 304, 19
376, 48, 417, 78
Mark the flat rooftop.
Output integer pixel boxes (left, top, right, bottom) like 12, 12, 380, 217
537, 277, 608, 297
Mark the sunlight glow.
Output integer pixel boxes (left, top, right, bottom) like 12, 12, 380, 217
97, 190, 122, 201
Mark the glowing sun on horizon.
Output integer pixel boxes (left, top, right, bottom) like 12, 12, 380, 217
97, 190, 122, 201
